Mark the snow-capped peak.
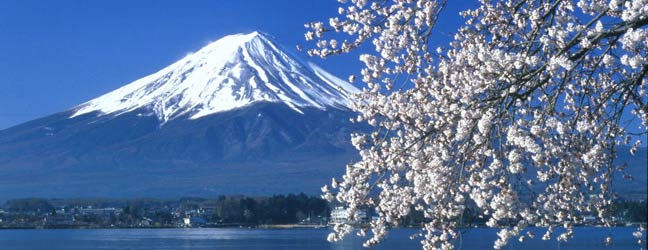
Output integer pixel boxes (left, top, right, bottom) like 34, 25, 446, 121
71, 31, 359, 122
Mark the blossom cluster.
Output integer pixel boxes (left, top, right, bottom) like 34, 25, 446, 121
307, 0, 648, 249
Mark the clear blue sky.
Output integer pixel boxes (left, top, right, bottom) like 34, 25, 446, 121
0, 0, 471, 129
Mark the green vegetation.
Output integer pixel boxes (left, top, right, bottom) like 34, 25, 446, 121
0, 195, 643, 229
614, 200, 647, 223
5, 198, 54, 213
0, 193, 329, 228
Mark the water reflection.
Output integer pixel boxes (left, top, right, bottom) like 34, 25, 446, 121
0, 227, 643, 250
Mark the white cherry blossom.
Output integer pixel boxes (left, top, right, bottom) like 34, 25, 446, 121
306, 0, 648, 249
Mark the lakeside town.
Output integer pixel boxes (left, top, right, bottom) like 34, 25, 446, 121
0, 194, 329, 229
0, 194, 644, 229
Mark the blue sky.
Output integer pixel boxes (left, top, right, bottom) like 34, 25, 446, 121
0, 1, 472, 129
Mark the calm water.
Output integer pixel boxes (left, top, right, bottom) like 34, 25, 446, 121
0, 227, 644, 250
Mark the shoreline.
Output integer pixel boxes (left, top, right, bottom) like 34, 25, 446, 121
1, 224, 644, 230
0, 224, 329, 230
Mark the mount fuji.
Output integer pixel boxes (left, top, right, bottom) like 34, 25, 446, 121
71, 31, 358, 122
0, 32, 363, 200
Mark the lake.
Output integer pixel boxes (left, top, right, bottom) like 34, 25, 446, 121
0, 227, 644, 250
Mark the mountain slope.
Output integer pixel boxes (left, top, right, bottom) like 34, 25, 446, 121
0, 105, 360, 199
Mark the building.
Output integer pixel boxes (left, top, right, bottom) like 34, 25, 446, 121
78, 207, 122, 216
183, 216, 207, 227
43, 214, 75, 226
329, 206, 369, 225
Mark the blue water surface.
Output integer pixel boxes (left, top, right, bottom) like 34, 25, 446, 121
0, 227, 644, 250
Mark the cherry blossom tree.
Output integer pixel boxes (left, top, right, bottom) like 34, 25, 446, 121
305, 0, 648, 249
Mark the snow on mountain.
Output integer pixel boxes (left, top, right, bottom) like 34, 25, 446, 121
71, 31, 359, 122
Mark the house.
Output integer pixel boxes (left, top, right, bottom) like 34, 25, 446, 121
183, 216, 207, 227
329, 206, 369, 226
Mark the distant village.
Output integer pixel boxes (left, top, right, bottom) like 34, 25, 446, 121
0, 194, 330, 228
0, 194, 644, 229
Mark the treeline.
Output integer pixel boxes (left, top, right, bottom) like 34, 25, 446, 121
176, 193, 329, 224
397, 199, 647, 227
3, 195, 644, 227
2, 193, 330, 226
612, 199, 647, 223
4, 199, 54, 213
